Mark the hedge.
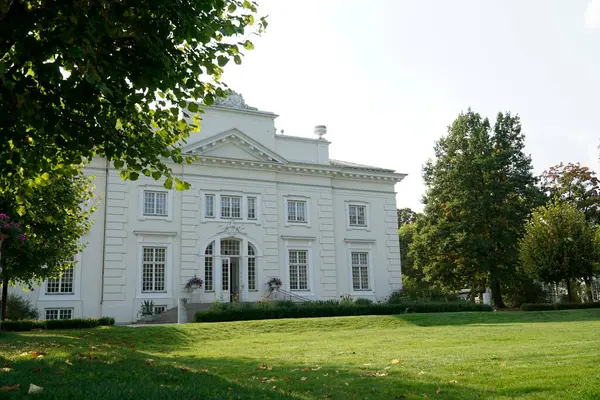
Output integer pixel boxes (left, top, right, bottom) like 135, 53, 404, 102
0, 317, 115, 332
195, 302, 493, 323
521, 302, 600, 311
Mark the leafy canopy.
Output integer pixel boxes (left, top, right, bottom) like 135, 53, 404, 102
519, 200, 600, 286
1, 171, 94, 286
541, 163, 600, 225
416, 110, 539, 307
0, 0, 266, 208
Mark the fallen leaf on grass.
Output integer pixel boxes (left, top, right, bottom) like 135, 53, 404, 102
32, 352, 46, 357
361, 371, 388, 377
179, 367, 190, 373
312, 365, 322, 371
144, 359, 155, 365
0, 368, 12, 372
199, 369, 209, 373
258, 364, 272, 370
2, 384, 20, 392
28, 384, 43, 394
448, 379, 458, 384
32, 368, 41, 373
391, 359, 400, 364
300, 377, 307, 381
456, 373, 464, 376
436, 388, 442, 394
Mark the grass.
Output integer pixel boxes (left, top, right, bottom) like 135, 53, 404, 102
0, 310, 599, 399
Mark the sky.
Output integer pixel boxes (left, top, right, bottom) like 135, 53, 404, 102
221, 0, 600, 211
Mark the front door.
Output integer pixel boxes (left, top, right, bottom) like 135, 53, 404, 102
221, 258, 230, 302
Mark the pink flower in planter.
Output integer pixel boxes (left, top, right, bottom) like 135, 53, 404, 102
19, 234, 26, 242
3, 224, 10, 229
14, 223, 20, 228
0, 213, 8, 220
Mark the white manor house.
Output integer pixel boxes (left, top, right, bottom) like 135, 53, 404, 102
14, 93, 406, 324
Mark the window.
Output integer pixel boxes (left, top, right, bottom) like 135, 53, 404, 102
222, 261, 229, 291
153, 305, 167, 314
247, 197, 257, 220
248, 243, 257, 291
221, 195, 242, 219
349, 205, 367, 227
351, 252, 370, 291
142, 247, 166, 293
288, 250, 308, 291
46, 257, 75, 294
220, 239, 240, 256
45, 308, 72, 320
143, 191, 168, 216
204, 242, 214, 292
287, 200, 307, 223
205, 194, 215, 218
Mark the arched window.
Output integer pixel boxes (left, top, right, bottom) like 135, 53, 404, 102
205, 241, 214, 291
248, 243, 257, 291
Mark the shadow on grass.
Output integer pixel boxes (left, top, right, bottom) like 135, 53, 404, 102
0, 329, 554, 400
394, 309, 600, 326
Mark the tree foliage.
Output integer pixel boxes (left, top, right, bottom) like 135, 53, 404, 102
397, 207, 418, 228
0, 171, 94, 319
519, 200, 600, 302
541, 163, 600, 225
416, 110, 540, 307
0, 0, 266, 210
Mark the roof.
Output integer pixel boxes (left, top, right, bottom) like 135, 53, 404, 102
330, 159, 395, 173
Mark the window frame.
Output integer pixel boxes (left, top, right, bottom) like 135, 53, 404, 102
284, 196, 311, 227
204, 241, 215, 292
138, 186, 173, 221
141, 246, 168, 294
345, 240, 376, 295
200, 191, 261, 224
136, 236, 173, 300
45, 308, 73, 320
39, 252, 82, 301
350, 251, 371, 291
345, 201, 370, 231
221, 195, 243, 219
247, 243, 258, 291
205, 194, 216, 219
283, 237, 314, 295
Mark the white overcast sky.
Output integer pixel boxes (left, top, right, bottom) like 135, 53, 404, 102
220, 0, 600, 211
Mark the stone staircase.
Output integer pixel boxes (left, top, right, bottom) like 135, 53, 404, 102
134, 302, 213, 324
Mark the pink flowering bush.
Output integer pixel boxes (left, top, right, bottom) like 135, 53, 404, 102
0, 213, 26, 244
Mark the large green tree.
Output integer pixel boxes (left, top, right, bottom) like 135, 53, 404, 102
417, 110, 540, 307
519, 200, 600, 303
0, 0, 265, 212
541, 163, 600, 225
0, 172, 94, 319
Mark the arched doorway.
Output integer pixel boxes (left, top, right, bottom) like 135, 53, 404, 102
202, 236, 260, 302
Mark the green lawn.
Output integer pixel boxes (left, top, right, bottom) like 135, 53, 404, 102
1, 310, 600, 399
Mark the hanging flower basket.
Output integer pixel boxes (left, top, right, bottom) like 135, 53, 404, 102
267, 277, 282, 292
184, 276, 204, 292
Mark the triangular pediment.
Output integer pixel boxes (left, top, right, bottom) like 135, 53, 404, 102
183, 129, 288, 164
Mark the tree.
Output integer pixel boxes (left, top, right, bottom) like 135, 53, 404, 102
397, 208, 418, 228
416, 110, 540, 307
519, 200, 600, 303
0, 0, 266, 211
0, 172, 94, 319
541, 163, 600, 225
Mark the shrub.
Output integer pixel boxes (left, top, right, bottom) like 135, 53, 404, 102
520, 302, 600, 311
1, 317, 115, 332
0, 294, 39, 320
195, 301, 492, 323
354, 298, 374, 306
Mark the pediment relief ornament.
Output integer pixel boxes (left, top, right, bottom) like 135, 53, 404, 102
217, 220, 246, 236
214, 90, 258, 111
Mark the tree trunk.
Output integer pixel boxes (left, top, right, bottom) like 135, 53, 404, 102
490, 278, 506, 309
583, 277, 593, 303
566, 279, 572, 303
1, 273, 7, 321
